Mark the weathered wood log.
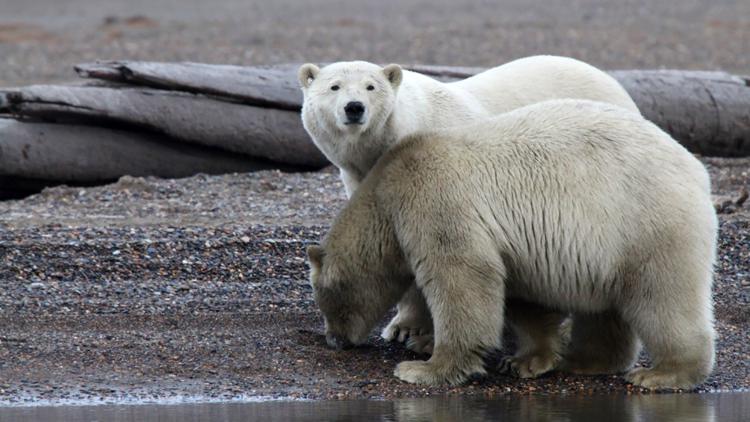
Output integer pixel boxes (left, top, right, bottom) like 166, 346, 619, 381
396, 67, 750, 157
72, 62, 487, 108
610, 70, 750, 157
0, 85, 327, 167
0, 118, 287, 186
73, 61, 750, 157
75, 61, 304, 110
2, 62, 748, 197
413, 67, 750, 157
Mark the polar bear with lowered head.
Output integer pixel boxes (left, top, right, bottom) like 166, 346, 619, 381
299, 56, 640, 353
307, 100, 717, 389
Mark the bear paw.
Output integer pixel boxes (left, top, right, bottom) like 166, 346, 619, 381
381, 312, 433, 348
406, 334, 434, 355
394, 360, 440, 385
498, 352, 558, 379
394, 359, 485, 386
625, 367, 701, 390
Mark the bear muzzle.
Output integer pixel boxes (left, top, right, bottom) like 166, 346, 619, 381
326, 332, 353, 350
344, 101, 365, 124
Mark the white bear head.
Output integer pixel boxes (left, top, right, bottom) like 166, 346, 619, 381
298, 61, 403, 136
307, 243, 410, 350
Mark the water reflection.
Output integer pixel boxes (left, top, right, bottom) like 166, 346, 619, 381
1, 392, 748, 422
393, 394, 727, 422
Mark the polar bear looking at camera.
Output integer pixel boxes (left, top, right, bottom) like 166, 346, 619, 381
298, 55, 638, 197
307, 100, 717, 390
298, 56, 640, 356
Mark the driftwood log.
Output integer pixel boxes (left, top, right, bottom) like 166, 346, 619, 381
419, 66, 750, 157
5, 61, 750, 159
0, 85, 323, 167
1, 60, 750, 198
74, 62, 750, 157
0, 118, 283, 198
611, 70, 750, 157
74, 61, 304, 110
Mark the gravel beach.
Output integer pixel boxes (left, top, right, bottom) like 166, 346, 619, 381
0, 0, 749, 405
0, 158, 748, 403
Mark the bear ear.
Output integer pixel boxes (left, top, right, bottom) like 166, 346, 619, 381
382, 64, 403, 89
298, 63, 320, 89
307, 244, 325, 270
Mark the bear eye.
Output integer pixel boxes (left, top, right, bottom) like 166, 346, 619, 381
331, 85, 340, 91
366, 85, 375, 91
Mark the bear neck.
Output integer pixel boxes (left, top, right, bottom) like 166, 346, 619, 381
352, 98, 413, 174
330, 186, 411, 288
340, 118, 399, 182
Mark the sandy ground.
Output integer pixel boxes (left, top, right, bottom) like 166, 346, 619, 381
0, 0, 748, 405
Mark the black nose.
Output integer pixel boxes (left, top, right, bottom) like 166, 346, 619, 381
326, 332, 352, 350
344, 101, 365, 121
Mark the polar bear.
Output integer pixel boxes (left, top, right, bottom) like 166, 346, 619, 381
307, 100, 717, 389
298, 55, 640, 353
298, 55, 638, 197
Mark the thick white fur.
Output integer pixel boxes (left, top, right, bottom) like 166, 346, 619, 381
299, 56, 640, 351
308, 100, 717, 389
299, 55, 639, 196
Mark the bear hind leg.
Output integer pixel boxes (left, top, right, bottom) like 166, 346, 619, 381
621, 260, 715, 390
559, 310, 641, 375
499, 300, 569, 378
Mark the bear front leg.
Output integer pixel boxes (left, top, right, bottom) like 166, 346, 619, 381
394, 256, 506, 385
381, 284, 434, 354
499, 300, 569, 378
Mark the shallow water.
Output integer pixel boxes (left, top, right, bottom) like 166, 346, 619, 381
0, 393, 748, 422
